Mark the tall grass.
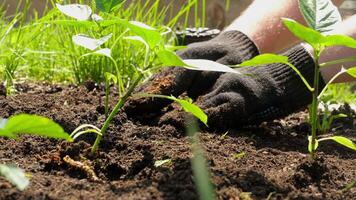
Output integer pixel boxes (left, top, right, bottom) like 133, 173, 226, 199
0, 0, 203, 89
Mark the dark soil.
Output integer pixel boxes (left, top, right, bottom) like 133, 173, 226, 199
0, 83, 355, 200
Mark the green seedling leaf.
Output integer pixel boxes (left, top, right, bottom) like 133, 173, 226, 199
347, 67, 356, 78
124, 36, 149, 50
169, 96, 208, 127
329, 136, 356, 150
184, 59, 240, 74
0, 114, 71, 141
56, 4, 92, 21
91, 14, 103, 22
137, 94, 208, 126
237, 53, 314, 92
154, 159, 172, 167
105, 72, 118, 84
308, 136, 319, 153
72, 34, 112, 51
157, 49, 186, 67
127, 21, 162, 48
95, 0, 124, 13
94, 48, 112, 57
0, 164, 29, 191
282, 18, 324, 48
323, 35, 356, 48
237, 54, 289, 67
299, 0, 341, 34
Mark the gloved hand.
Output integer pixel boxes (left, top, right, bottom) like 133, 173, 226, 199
124, 30, 259, 114
159, 45, 325, 129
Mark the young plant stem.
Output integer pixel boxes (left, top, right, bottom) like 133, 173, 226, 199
91, 72, 144, 154
310, 51, 321, 159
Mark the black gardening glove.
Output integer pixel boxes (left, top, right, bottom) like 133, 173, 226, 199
125, 30, 259, 114
159, 45, 325, 129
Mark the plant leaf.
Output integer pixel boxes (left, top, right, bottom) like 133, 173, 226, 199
237, 54, 289, 67
0, 114, 71, 141
105, 72, 118, 84
168, 96, 208, 127
323, 35, 356, 48
0, 164, 29, 191
127, 21, 162, 48
124, 36, 149, 50
347, 67, 356, 78
157, 49, 186, 67
72, 34, 112, 51
330, 136, 356, 150
184, 59, 240, 74
95, 0, 124, 13
56, 4, 92, 21
282, 18, 324, 48
94, 48, 112, 57
299, 0, 341, 34
40, 20, 95, 28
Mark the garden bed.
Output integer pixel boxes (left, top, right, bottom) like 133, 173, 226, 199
0, 83, 355, 200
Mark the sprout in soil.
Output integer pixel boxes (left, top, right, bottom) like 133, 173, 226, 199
236, 0, 356, 158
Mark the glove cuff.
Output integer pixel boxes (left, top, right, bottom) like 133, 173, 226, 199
216, 30, 260, 60
267, 45, 326, 113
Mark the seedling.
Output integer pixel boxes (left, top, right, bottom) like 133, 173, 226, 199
318, 102, 347, 135
0, 114, 72, 190
236, 0, 356, 158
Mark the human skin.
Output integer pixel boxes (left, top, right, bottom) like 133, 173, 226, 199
224, 0, 355, 83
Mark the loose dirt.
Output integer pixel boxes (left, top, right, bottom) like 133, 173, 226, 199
0, 83, 355, 200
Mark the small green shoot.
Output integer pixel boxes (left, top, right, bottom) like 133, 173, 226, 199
0, 164, 30, 191
0, 114, 72, 141
185, 117, 216, 200
135, 94, 208, 127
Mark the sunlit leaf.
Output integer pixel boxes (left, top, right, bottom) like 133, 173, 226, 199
323, 34, 356, 48
91, 14, 103, 22
157, 49, 186, 67
282, 18, 324, 48
127, 21, 162, 48
72, 34, 112, 51
95, 0, 124, 13
330, 136, 356, 150
347, 67, 356, 78
105, 72, 118, 84
299, 0, 341, 34
0, 165, 30, 191
94, 48, 112, 57
124, 36, 149, 50
237, 54, 289, 67
184, 59, 240, 74
0, 114, 71, 141
56, 4, 92, 21
168, 96, 208, 126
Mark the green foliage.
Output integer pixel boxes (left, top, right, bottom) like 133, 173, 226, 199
298, 0, 341, 34
95, 0, 125, 13
0, 164, 29, 191
185, 117, 216, 200
0, 114, 72, 141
